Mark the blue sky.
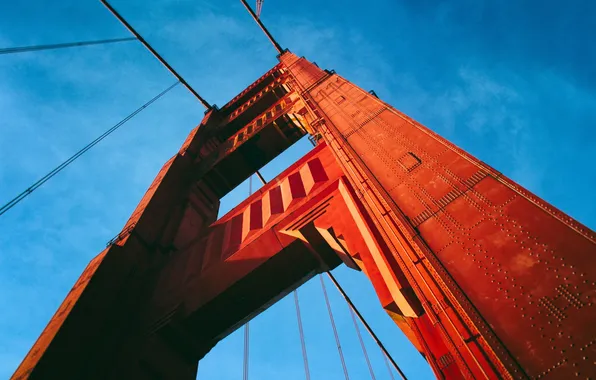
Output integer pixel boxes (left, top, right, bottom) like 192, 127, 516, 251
1, 0, 595, 378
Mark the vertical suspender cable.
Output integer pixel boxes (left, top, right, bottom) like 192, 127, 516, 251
294, 290, 311, 380
348, 306, 376, 379
326, 272, 407, 380
243, 322, 250, 380
243, 174, 254, 380
320, 275, 350, 380
382, 351, 396, 380
251, 167, 311, 380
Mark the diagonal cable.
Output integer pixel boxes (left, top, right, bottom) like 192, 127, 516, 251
382, 351, 396, 380
294, 289, 311, 380
348, 305, 376, 379
0, 37, 136, 55
326, 272, 407, 380
320, 274, 350, 380
0, 81, 180, 217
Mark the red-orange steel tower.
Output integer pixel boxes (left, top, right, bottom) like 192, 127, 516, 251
12, 26, 596, 380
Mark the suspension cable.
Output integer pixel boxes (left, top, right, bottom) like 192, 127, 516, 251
243, 321, 250, 380
99, 0, 212, 109
0, 37, 136, 55
320, 275, 350, 380
250, 171, 312, 380
326, 272, 407, 380
239, 0, 283, 54
242, 174, 255, 380
294, 289, 311, 380
255, 170, 266, 186
0, 81, 180, 218
382, 351, 396, 380
348, 305, 376, 379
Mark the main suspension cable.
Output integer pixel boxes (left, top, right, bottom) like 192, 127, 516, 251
99, 0, 212, 109
348, 305, 376, 379
294, 289, 311, 380
239, 0, 283, 54
0, 81, 180, 217
0, 37, 136, 55
320, 275, 350, 380
326, 272, 407, 380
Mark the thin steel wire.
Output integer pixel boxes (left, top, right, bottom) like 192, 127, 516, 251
242, 175, 254, 380
326, 272, 407, 380
255, 170, 266, 186
294, 289, 311, 380
99, 0, 211, 109
348, 306, 376, 379
0, 81, 180, 217
382, 351, 396, 380
256, 0, 263, 18
320, 275, 350, 380
0, 37, 136, 55
239, 0, 283, 54
243, 322, 250, 380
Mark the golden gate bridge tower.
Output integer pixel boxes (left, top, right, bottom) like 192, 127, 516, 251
9, 1, 596, 379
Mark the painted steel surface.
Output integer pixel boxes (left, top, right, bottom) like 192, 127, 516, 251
13, 52, 595, 380
280, 51, 596, 379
